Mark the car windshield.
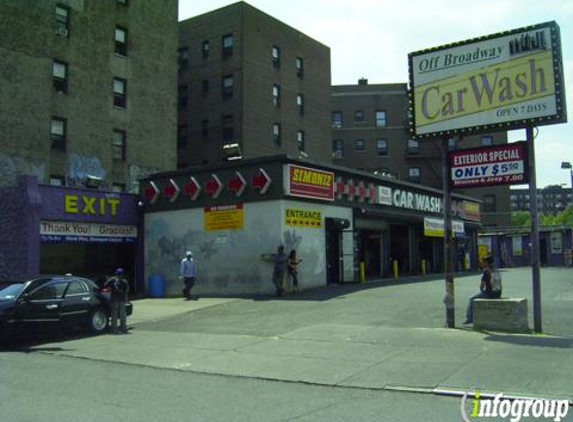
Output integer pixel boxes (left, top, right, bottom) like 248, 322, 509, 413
0, 283, 25, 301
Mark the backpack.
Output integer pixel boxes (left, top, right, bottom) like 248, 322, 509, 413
491, 270, 502, 293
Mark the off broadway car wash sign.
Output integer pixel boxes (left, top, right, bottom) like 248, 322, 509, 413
408, 21, 566, 138
449, 142, 529, 188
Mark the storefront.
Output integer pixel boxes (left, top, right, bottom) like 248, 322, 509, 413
141, 156, 482, 296
479, 226, 573, 268
0, 176, 142, 292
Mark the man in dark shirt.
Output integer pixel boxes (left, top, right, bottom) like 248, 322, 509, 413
464, 256, 500, 324
104, 268, 130, 333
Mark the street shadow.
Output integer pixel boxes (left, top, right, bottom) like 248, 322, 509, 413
483, 333, 573, 349
0, 326, 110, 353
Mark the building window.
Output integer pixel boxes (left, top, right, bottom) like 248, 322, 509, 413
296, 93, 304, 115
355, 139, 365, 150
51, 117, 66, 151
202, 40, 209, 59
448, 137, 456, 150
201, 119, 209, 138
53, 60, 68, 93
49, 176, 65, 186
483, 195, 496, 212
177, 124, 188, 149
113, 77, 126, 108
222, 34, 234, 58
272, 123, 282, 146
178, 47, 189, 72
407, 139, 419, 154
112, 130, 126, 160
376, 139, 387, 155
272, 46, 280, 68
178, 85, 188, 110
55, 5, 69, 35
408, 167, 421, 183
222, 115, 234, 143
272, 84, 281, 107
332, 111, 343, 128
201, 79, 209, 98
481, 136, 493, 146
297, 130, 305, 152
222, 75, 234, 100
115, 26, 127, 56
112, 184, 125, 193
375, 110, 387, 127
332, 139, 344, 158
296, 57, 304, 78
354, 110, 364, 122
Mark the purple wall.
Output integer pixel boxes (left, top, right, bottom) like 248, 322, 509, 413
0, 176, 41, 279
500, 229, 572, 268
0, 177, 143, 286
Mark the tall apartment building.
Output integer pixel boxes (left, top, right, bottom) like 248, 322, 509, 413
331, 80, 511, 228
0, 0, 178, 192
177, 2, 331, 168
511, 185, 573, 214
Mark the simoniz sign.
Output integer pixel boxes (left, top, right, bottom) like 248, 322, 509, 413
408, 21, 567, 138
284, 164, 334, 201
449, 142, 528, 188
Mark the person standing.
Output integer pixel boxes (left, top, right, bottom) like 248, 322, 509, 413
266, 245, 287, 297
464, 255, 501, 324
180, 251, 197, 300
287, 250, 302, 293
104, 268, 130, 334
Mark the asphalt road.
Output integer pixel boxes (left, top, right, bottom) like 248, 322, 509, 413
135, 267, 573, 337
0, 351, 529, 422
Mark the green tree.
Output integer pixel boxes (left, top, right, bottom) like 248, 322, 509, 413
511, 211, 530, 227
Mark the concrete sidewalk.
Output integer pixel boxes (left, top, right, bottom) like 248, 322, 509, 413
28, 296, 573, 401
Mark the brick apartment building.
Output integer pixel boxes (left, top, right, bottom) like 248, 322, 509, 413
0, 0, 178, 192
177, 2, 332, 168
331, 80, 511, 228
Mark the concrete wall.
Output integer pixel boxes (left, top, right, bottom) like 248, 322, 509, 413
144, 199, 352, 296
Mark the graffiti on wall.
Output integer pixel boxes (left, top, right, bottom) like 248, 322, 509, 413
128, 164, 160, 194
0, 154, 45, 187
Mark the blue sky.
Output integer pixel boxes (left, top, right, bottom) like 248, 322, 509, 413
179, 0, 573, 189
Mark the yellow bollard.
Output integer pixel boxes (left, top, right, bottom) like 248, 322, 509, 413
421, 259, 426, 275
359, 262, 366, 283
392, 260, 399, 279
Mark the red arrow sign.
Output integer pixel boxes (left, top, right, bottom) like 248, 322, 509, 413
205, 174, 223, 198
251, 168, 271, 194
228, 171, 246, 197
183, 176, 201, 200
162, 179, 181, 203
143, 181, 160, 204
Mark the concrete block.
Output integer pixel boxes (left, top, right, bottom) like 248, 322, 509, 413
473, 298, 529, 332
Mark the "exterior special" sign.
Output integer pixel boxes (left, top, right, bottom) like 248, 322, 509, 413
284, 164, 334, 201
409, 21, 567, 138
449, 142, 528, 188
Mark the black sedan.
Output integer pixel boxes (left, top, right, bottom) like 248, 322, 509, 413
0, 275, 132, 339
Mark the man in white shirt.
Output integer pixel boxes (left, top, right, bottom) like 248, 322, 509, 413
180, 251, 196, 300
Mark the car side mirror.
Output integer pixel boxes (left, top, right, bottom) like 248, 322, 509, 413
20, 293, 30, 303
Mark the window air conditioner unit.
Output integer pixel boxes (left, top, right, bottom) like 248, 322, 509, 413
332, 123, 342, 129
332, 150, 343, 159
55, 27, 68, 36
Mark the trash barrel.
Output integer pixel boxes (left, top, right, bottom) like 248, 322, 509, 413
148, 275, 165, 298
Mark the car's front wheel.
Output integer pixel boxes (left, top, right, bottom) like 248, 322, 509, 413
88, 308, 109, 334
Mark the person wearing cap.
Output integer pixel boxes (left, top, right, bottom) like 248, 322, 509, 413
464, 255, 501, 324
180, 251, 197, 300
103, 268, 130, 333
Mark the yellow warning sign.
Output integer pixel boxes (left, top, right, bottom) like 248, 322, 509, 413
204, 204, 244, 231
285, 208, 322, 228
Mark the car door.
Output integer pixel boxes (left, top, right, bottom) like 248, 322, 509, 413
17, 281, 67, 325
60, 279, 93, 326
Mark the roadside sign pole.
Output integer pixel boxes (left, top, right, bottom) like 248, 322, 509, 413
527, 126, 542, 332
443, 137, 455, 328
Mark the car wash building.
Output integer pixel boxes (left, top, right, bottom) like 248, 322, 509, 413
141, 155, 482, 296
0, 176, 141, 291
